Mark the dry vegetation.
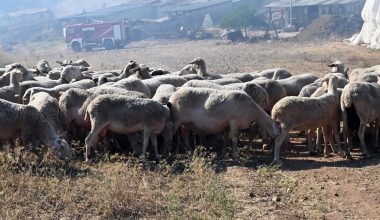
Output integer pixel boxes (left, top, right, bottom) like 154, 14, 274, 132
2, 39, 380, 219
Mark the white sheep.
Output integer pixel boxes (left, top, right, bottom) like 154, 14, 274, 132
189, 57, 222, 79
28, 92, 63, 134
271, 76, 345, 165
0, 99, 71, 161
84, 94, 171, 161
23, 79, 96, 103
341, 80, 380, 158
0, 70, 22, 103
143, 75, 187, 97
276, 73, 319, 96
168, 87, 280, 160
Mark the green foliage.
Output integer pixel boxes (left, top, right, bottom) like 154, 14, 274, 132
220, 6, 267, 36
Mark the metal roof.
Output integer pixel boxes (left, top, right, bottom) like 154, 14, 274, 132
64, 2, 154, 19
265, 0, 362, 8
162, 0, 231, 12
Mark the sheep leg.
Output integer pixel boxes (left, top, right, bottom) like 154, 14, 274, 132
273, 127, 288, 165
150, 134, 160, 160
316, 127, 323, 154
375, 126, 380, 152
84, 123, 107, 162
229, 120, 239, 162
307, 128, 316, 155
322, 127, 334, 158
141, 126, 152, 159
332, 124, 345, 158
358, 122, 370, 157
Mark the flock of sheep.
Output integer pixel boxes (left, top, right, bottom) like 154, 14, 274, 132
0, 57, 379, 165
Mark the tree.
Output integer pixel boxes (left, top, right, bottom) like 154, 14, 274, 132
220, 6, 267, 38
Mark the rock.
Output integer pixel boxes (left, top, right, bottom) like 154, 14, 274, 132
249, 192, 256, 198
272, 196, 281, 202
334, 193, 339, 197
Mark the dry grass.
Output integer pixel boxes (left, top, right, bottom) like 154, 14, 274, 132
0, 50, 12, 67
0, 146, 235, 219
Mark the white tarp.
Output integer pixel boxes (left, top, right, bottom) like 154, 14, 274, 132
351, 0, 380, 49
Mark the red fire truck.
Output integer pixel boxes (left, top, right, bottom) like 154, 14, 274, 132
63, 21, 131, 52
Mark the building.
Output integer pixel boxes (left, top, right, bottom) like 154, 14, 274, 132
61, 1, 159, 24
265, 0, 366, 29
0, 8, 54, 29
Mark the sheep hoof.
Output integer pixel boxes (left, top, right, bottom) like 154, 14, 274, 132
271, 160, 283, 168
346, 154, 353, 160
309, 151, 318, 156
85, 158, 93, 163
233, 154, 240, 163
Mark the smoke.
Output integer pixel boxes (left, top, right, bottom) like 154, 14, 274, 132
55, 0, 130, 17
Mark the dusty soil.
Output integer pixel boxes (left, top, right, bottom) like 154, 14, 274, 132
3, 39, 380, 219
297, 15, 363, 41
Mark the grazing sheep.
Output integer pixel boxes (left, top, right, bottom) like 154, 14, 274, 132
152, 84, 178, 104
28, 92, 63, 134
223, 72, 258, 82
0, 70, 22, 103
168, 88, 280, 159
259, 68, 292, 80
106, 77, 151, 97
211, 78, 242, 85
272, 76, 345, 164
84, 95, 171, 161
189, 58, 222, 79
0, 99, 71, 161
276, 73, 319, 96
181, 74, 204, 81
251, 79, 287, 112
341, 81, 380, 158
143, 75, 187, 97
23, 79, 96, 103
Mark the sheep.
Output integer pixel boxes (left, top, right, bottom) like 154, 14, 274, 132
23, 79, 96, 103
299, 73, 349, 97
259, 68, 292, 80
152, 84, 178, 104
4, 63, 33, 82
175, 64, 197, 76
271, 76, 345, 165
211, 78, 242, 85
341, 81, 380, 158
189, 57, 222, 79
60, 88, 148, 139
276, 73, 319, 96
0, 99, 71, 161
223, 72, 258, 82
328, 61, 349, 76
143, 75, 187, 97
84, 94, 171, 161
181, 74, 204, 81
28, 92, 63, 134
97, 60, 138, 85
331, 61, 379, 83
35, 60, 52, 76
20, 80, 62, 98
251, 79, 287, 112
168, 87, 280, 160
0, 70, 22, 103
103, 77, 151, 97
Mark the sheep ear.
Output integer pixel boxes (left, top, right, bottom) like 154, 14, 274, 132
328, 63, 336, 67
167, 102, 172, 109
93, 78, 99, 84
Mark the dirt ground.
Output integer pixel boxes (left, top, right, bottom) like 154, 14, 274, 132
2, 39, 380, 219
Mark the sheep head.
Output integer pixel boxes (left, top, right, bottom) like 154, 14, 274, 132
52, 138, 71, 162
328, 61, 349, 76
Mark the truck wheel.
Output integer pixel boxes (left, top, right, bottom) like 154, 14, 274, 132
71, 42, 81, 52
104, 39, 114, 50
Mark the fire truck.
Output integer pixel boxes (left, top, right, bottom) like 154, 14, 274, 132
63, 21, 131, 52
